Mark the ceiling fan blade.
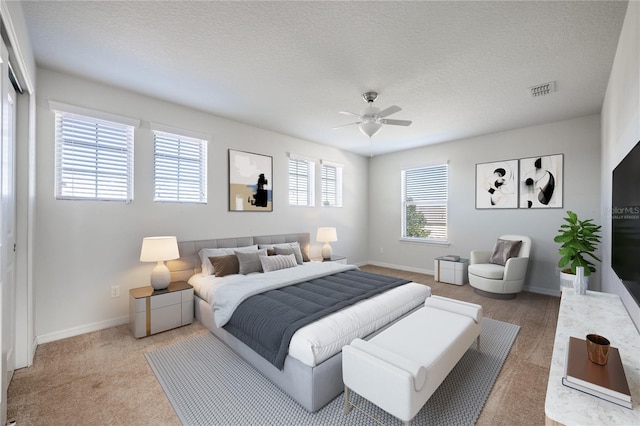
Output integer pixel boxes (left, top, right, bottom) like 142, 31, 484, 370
380, 119, 412, 126
333, 122, 361, 129
378, 105, 402, 118
339, 111, 361, 117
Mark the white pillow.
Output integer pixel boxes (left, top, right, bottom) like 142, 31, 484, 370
235, 249, 267, 275
198, 245, 258, 275
260, 254, 298, 273
259, 242, 304, 264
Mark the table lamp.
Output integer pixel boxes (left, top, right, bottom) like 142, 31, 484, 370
316, 227, 338, 260
140, 236, 180, 290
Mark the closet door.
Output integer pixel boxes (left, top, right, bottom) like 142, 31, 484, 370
0, 38, 17, 425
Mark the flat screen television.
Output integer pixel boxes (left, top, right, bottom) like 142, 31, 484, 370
611, 140, 640, 306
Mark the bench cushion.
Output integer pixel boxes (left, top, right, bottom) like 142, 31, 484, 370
343, 296, 483, 423
368, 307, 478, 369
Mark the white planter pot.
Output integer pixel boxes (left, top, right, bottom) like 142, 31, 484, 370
560, 271, 589, 290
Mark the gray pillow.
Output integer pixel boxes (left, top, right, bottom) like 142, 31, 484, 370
259, 242, 306, 264
489, 239, 523, 266
274, 246, 301, 265
235, 249, 267, 275
260, 254, 298, 272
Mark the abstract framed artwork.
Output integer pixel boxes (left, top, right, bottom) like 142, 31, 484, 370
519, 154, 563, 209
228, 149, 273, 212
475, 159, 519, 209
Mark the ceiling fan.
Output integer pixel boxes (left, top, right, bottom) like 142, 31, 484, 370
334, 91, 412, 137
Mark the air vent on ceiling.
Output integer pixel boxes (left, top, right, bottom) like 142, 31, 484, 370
529, 81, 556, 97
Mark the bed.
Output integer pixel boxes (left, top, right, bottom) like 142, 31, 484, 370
167, 233, 431, 412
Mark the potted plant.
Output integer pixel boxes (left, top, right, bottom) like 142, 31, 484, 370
554, 210, 602, 287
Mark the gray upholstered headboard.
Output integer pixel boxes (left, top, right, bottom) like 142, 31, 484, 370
167, 233, 311, 282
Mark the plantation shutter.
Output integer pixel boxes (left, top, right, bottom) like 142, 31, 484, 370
288, 154, 315, 206
402, 164, 448, 241
153, 130, 208, 203
54, 108, 136, 202
321, 161, 343, 207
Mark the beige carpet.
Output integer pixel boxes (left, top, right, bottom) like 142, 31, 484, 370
7, 265, 559, 425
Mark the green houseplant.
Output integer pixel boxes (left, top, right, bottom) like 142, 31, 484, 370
554, 210, 602, 277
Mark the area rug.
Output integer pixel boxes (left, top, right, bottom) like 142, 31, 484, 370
146, 317, 519, 425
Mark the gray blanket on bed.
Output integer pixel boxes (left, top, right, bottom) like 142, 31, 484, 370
223, 269, 411, 369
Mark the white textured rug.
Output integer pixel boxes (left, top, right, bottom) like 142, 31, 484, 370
146, 318, 519, 425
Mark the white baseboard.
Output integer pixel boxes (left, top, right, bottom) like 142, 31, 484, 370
365, 261, 560, 297
365, 260, 434, 276
523, 284, 561, 297
36, 315, 129, 345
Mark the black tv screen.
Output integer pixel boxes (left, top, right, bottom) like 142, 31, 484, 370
612, 140, 640, 306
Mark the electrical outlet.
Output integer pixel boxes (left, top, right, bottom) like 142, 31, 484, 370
111, 285, 120, 298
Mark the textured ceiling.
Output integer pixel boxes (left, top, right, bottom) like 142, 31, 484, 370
21, 1, 628, 156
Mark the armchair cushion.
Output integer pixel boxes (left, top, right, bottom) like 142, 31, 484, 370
489, 239, 522, 266
468, 263, 505, 280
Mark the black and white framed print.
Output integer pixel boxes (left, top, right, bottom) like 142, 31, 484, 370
519, 154, 563, 208
475, 159, 519, 209
228, 149, 273, 212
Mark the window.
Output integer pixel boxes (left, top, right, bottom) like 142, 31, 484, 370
288, 154, 315, 206
401, 164, 448, 242
321, 161, 343, 207
152, 126, 208, 203
52, 102, 137, 202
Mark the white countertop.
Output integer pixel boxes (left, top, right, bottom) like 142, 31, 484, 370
545, 288, 640, 425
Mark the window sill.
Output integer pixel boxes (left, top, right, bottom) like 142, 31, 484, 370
399, 237, 449, 246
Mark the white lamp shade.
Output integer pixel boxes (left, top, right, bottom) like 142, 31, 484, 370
316, 227, 338, 243
140, 236, 180, 262
140, 236, 179, 290
359, 122, 382, 138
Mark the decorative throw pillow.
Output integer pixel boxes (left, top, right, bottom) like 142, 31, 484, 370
274, 246, 296, 261
208, 254, 240, 277
259, 241, 309, 265
489, 239, 523, 266
260, 253, 298, 273
235, 249, 267, 275
199, 245, 258, 275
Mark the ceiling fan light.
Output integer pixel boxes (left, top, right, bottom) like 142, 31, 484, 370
359, 122, 382, 138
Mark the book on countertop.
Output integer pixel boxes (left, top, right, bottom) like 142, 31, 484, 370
440, 255, 460, 261
562, 336, 632, 409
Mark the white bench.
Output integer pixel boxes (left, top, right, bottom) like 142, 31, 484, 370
342, 295, 483, 425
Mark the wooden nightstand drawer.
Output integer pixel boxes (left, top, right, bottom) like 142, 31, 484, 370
150, 304, 183, 335
150, 291, 181, 309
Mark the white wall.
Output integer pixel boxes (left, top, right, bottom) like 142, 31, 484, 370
368, 114, 602, 296
601, 1, 640, 329
34, 68, 369, 342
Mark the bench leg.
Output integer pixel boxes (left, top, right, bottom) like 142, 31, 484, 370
477, 335, 481, 352
344, 385, 352, 414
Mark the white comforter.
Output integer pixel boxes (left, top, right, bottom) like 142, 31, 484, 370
189, 263, 431, 366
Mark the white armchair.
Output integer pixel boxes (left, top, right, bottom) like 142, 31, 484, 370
468, 235, 532, 299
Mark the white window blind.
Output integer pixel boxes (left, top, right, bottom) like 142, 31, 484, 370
288, 154, 315, 206
321, 161, 343, 207
402, 164, 448, 242
54, 111, 134, 202
153, 130, 207, 203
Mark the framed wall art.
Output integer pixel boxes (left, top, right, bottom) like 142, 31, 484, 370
228, 149, 273, 212
519, 154, 563, 208
475, 159, 518, 209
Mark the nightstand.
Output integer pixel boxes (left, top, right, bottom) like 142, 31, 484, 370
129, 281, 194, 338
322, 255, 347, 264
434, 257, 469, 285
